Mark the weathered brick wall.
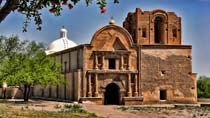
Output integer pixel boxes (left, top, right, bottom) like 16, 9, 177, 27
123, 8, 181, 45
97, 73, 128, 97
141, 46, 197, 103
88, 25, 137, 71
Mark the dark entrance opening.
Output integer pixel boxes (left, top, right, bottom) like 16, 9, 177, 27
104, 83, 120, 105
154, 16, 164, 44
160, 90, 167, 100
108, 59, 116, 69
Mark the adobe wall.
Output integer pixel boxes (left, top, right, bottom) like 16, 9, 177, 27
0, 87, 23, 99
123, 8, 181, 45
87, 25, 137, 71
83, 25, 140, 100
96, 73, 128, 97
140, 45, 197, 103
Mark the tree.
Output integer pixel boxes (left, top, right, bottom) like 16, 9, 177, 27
0, 0, 119, 32
0, 36, 62, 101
197, 76, 210, 98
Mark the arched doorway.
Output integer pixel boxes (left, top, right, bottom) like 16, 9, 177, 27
104, 83, 120, 105
154, 16, 164, 44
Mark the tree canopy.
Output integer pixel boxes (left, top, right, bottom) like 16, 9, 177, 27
0, 36, 62, 101
197, 76, 210, 98
0, 0, 119, 32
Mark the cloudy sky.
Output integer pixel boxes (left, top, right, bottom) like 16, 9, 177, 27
0, 0, 210, 77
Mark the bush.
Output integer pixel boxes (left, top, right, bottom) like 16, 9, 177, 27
62, 104, 86, 113
197, 76, 210, 98
118, 106, 128, 111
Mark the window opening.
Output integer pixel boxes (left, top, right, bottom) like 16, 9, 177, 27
142, 28, 147, 38
154, 17, 164, 44
160, 89, 167, 100
172, 28, 177, 38
109, 58, 116, 69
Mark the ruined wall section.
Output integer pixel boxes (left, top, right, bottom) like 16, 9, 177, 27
123, 8, 181, 45
141, 46, 197, 103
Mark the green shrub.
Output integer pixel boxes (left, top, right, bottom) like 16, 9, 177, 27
197, 76, 210, 98
62, 104, 86, 113
118, 106, 128, 111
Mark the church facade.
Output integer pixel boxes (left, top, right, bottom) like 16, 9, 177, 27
33, 8, 197, 105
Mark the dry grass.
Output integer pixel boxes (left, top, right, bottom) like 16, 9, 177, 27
0, 102, 98, 118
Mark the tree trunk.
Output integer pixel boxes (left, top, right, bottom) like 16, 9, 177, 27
23, 85, 27, 101
23, 84, 31, 102
26, 85, 31, 101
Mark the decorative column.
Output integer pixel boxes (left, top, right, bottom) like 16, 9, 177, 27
94, 73, 98, 97
82, 72, 87, 97
128, 55, 131, 70
64, 62, 67, 100
127, 73, 132, 97
120, 54, 124, 70
88, 74, 92, 97
94, 53, 98, 69
134, 74, 138, 97
101, 53, 104, 70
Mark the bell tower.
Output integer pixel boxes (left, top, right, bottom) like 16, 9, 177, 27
123, 8, 181, 45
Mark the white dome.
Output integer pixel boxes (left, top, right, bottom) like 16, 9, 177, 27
109, 17, 115, 25
45, 28, 77, 55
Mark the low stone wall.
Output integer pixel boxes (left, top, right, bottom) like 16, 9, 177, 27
198, 98, 210, 102
0, 87, 23, 99
80, 97, 103, 105
122, 97, 143, 105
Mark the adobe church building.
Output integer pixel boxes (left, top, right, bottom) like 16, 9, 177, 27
32, 8, 197, 105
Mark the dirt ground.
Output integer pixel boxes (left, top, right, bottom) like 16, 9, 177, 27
2, 99, 210, 118
82, 103, 210, 118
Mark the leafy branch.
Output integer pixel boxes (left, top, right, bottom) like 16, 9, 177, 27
0, 0, 119, 32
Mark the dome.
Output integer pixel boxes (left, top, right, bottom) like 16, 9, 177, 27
45, 27, 77, 55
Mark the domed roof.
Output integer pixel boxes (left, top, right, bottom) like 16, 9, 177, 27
45, 27, 77, 55
109, 17, 115, 25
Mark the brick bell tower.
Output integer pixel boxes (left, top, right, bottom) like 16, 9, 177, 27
123, 8, 181, 45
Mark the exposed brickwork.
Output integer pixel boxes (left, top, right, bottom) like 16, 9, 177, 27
141, 47, 196, 103
123, 8, 181, 45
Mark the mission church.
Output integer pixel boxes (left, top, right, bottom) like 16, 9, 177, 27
33, 8, 197, 105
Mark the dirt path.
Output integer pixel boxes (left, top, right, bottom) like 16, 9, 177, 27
6, 100, 140, 117
82, 104, 139, 118
5, 100, 207, 118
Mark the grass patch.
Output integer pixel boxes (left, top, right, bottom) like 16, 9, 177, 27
61, 104, 86, 113
0, 110, 97, 118
0, 103, 99, 118
118, 106, 128, 111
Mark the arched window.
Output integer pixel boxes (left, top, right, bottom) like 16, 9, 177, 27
154, 16, 164, 44
172, 27, 177, 38
142, 28, 147, 38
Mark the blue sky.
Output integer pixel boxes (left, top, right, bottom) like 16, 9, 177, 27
0, 0, 210, 77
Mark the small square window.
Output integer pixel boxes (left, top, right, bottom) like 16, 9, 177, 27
98, 56, 102, 64
123, 57, 128, 64
172, 28, 177, 38
160, 89, 167, 100
142, 28, 147, 38
108, 59, 116, 69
